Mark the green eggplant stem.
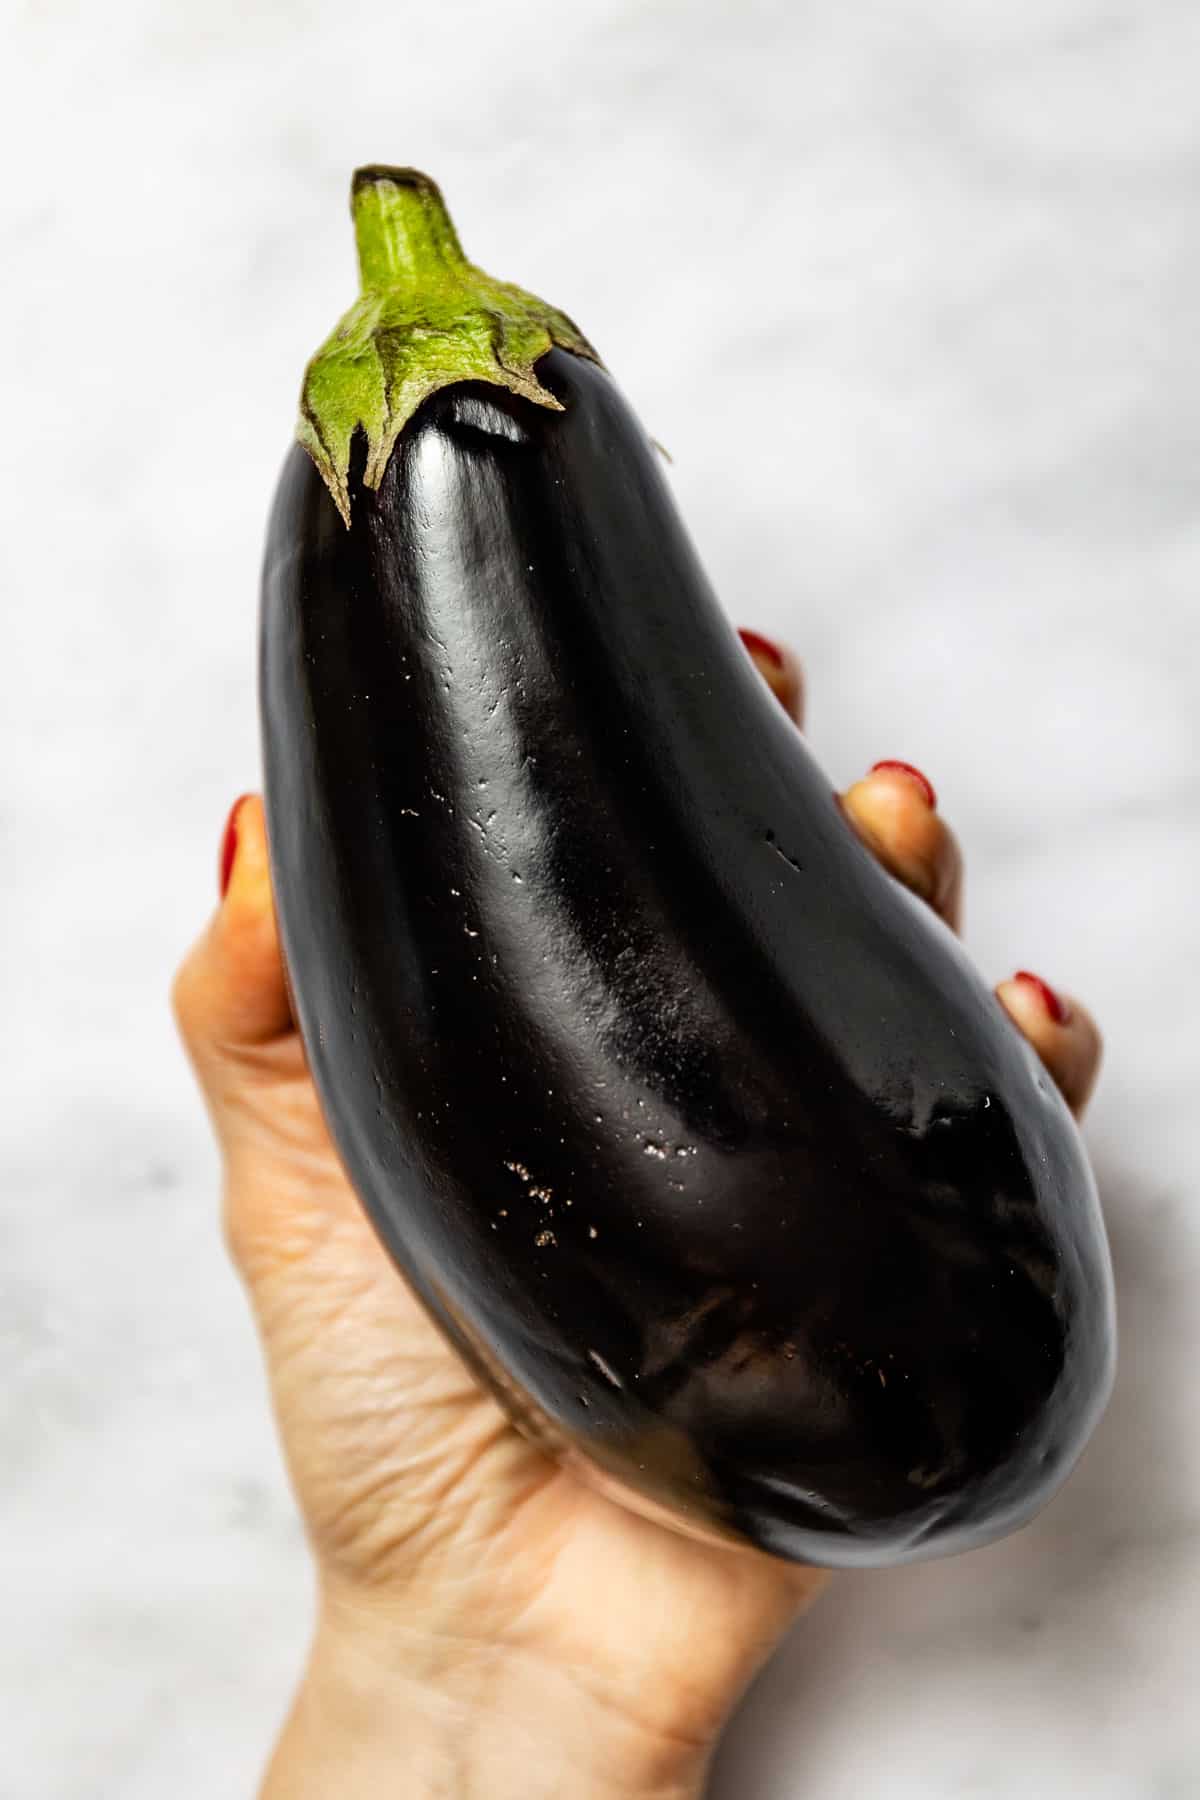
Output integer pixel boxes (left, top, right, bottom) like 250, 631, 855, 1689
297, 165, 600, 525
351, 166, 468, 290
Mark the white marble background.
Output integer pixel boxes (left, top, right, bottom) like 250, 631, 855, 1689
3, 1, 1198, 1794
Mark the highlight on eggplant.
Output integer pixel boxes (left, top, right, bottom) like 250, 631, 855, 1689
260, 166, 1116, 1569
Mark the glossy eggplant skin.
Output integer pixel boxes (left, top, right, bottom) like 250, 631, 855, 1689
260, 350, 1115, 1568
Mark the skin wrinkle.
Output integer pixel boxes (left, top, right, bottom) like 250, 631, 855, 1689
320, 1592, 719, 1790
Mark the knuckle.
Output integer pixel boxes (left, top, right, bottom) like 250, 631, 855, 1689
221, 1152, 274, 1276
169, 954, 204, 1041
220, 1175, 255, 1275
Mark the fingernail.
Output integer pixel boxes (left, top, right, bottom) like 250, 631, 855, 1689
738, 627, 785, 670
1013, 970, 1072, 1027
869, 760, 937, 810
219, 795, 251, 899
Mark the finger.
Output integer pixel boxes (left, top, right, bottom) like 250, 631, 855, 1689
842, 760, 963, 932
738, 628, 804, 728
171, 794, 294, 1073
996, 972, 1102, 1119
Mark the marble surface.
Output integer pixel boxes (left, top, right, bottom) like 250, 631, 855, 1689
5, 1, 1199, 1794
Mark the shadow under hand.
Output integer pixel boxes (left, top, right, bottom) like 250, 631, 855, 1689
709, 1155, 1191, 1797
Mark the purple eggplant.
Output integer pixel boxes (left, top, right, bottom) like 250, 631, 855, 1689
259, 167, 1115, 1566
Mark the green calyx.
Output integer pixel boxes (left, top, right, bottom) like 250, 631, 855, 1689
297, 166, 600, 524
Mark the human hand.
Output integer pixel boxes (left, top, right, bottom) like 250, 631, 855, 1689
173, 631, 1101, 1799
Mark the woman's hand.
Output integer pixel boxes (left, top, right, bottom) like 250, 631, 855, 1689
173, 631, 1101, 1799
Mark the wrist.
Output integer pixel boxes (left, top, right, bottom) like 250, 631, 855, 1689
262, 1595, 712, 1800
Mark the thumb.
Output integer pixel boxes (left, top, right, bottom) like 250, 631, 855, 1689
172, 794, 294, 1086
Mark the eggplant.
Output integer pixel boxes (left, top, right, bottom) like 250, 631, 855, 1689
260, 166, 1115, 1567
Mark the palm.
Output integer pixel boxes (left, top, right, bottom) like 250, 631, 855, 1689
230, 1028, 818, 1724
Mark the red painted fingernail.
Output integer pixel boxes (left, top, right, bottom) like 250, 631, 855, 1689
1014, 970, 1072, 1027
869, 760, 937, 810
738, 627, 785, 670
219, 795, 251, 899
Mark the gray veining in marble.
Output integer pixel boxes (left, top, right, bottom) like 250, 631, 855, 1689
3, 2, 1198, 1795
